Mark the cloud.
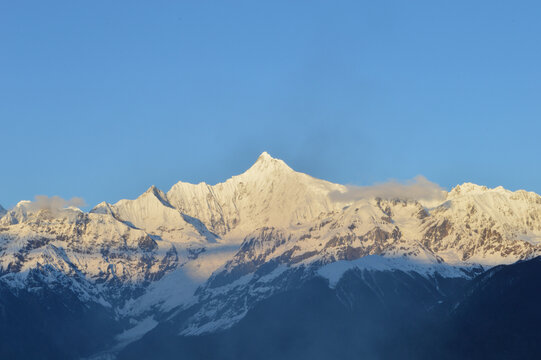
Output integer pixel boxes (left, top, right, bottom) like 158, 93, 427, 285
329, 175, 446, 203
27, 195, 86, 213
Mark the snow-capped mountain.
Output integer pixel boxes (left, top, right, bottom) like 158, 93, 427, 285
1, 152, 541, 359
166, 152, 346, 235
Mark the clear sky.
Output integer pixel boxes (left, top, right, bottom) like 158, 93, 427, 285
1, 1, 540, 209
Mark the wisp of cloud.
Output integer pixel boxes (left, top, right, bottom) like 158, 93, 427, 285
330, 175, 446, 203
28, 195, 86, 213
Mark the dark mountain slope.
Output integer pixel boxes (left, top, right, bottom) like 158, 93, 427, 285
120, 257, 541, 360
433, 257, 541, 360
0, 274, 122, 360
119, 270, 468, 360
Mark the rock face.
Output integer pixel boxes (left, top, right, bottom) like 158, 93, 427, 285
1, 152, 541, 358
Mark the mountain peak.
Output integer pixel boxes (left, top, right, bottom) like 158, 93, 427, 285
15, 200, 32, 208
449, 182, 513, 198
137, 185, 173, 208
142, 185, 167, 200
89, 201, 114, 215
144, 185, 160, 195
449, 183, 489, 197
257, 151, 273, 161
247, 152, 293, 175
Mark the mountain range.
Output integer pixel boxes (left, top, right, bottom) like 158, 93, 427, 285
1, 152, 541, 359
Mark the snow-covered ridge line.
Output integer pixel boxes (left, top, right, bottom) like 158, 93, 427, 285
317, 255, 480, 287
1, 152, 541, 341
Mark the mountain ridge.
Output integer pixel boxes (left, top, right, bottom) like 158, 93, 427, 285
1, 152, 541, 358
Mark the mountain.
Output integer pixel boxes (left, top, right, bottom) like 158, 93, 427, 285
1, 152, 541, 359
434, 257, 541, 359
118, 256, 541, 360
166, 152, 346, 236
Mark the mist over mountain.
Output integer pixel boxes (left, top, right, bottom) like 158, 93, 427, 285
1, 153, 541, 359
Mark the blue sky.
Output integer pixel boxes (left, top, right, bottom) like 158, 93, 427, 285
1, 1, 540, 209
